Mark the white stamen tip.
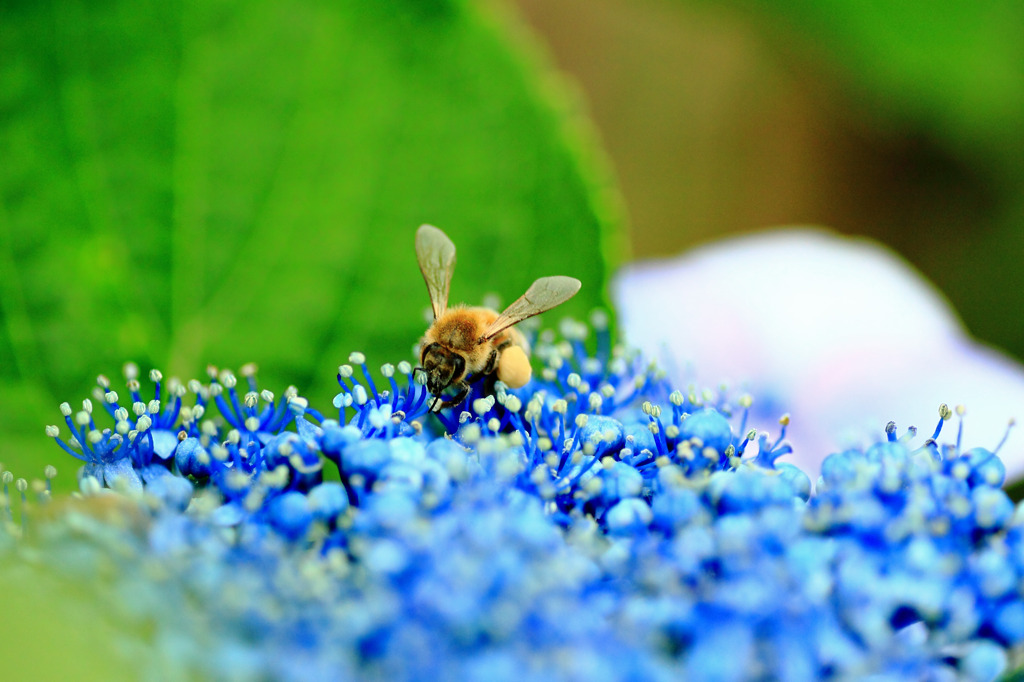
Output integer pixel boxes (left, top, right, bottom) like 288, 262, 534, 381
44, 465, 57, 479
123, 363, 139, 380
148, 400, 160, 414
59, 402, 72, 416
45, 425, 59, 438
397, 361, 412, 374
338, 365, 354, 379
348, 352, 366, 365
149, 369, 163, 382
261, 389, 275, 403
473, 397, 495, 416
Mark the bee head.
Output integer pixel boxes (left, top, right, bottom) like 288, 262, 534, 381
420, 343, 466, 395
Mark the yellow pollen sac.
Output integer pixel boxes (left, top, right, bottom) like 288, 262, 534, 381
497, 345, 531, 388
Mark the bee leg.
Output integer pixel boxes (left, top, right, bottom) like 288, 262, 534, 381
437, 381, 470, 410
481, 349, 500, 376
482, 370, 499, 399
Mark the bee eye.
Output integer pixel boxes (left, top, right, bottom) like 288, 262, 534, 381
451, 354, 466, 381
421, 342, 443, 366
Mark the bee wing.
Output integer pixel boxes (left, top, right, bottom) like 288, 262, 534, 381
416, 224, 457, 319
481, 276, 581, 340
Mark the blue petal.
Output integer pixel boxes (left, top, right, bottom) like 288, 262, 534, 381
101, 458, 142, 492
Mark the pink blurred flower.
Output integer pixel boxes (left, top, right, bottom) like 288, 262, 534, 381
613, 228, 1024, 480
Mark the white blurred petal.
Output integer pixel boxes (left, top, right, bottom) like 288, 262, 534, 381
613, 228, 1024, 479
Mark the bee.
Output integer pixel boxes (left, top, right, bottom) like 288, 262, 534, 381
415, 224, 581, 410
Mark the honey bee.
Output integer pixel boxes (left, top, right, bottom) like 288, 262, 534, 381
415, 224, 581, 410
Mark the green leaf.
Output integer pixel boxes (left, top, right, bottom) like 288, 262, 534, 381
0, 0, 624, 491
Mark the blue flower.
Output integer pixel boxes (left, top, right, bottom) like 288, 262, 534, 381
9, 315, 1024, 681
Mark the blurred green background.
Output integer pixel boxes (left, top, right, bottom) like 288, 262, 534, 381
515, 0, 1024, 349
2, 0, 1024, 496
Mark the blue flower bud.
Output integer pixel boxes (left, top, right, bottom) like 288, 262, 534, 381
307, 483, 350, 523
966, 447, 1006, 488
651, 487, 704, 533
267, 491, 313, 541
606, 498, 652, 535
678, 408, 732, 455
175, 437, 211, 478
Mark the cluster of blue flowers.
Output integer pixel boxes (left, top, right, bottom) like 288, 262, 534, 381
2, 313, 1022, 681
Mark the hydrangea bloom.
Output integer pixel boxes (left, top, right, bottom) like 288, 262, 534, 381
1, 313, 1022, 681
613, 229, 1024, 480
